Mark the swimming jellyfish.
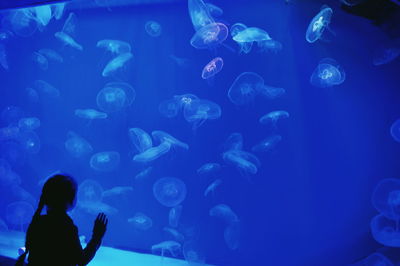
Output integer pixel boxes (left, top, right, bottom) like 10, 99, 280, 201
145, 21, 162, 37
89, 151, 120, 172
258, 39, 283, 53
231, 23, 253, 54
6, 201, 34, 231
54, 31, 83, 51
224, 220, 240, 250
372, 178, 400, 221
18, 117, 41, 131
310, 58, 345, 88
259, 111, 290, 127
65, 131, 93, 158
134, 166, 153, 181
190, 22, 229, 49
390, 119, 400, 143
371, 214, 400, 247
228, 72, 264, 105
153, 177, 187, 207
32, 51, 48, 70
209, 204, 239, 225
204, 179, 222, 197
183, 99, 222, 129
151, 130, 189, 150
18, 131, 41, 154
222, 149, 260, 176
96, 39, 131, 55
96, 82, 136, 112
38, 49, 63, 63
74, 109, 108, 120
201, 57, 223, 79
132, 142, 171, 163
128, 212, 153, 230
373, 44, 400, 66
158, 99, 181, 118
102, 52, 133, 77
163, 227, 185, 242
305, 5, 334, 43
102, 186, 133, 198
232, 27, 272, 43
151, 241, 181, 257
169, 205, 183, 228
223, 133, 243, 151
78, 201, 118, 216
188, 0, 215, 31
251, 135, 282, 153
129, 128, 153, 153
33, 80, 60, 97
206, 3, 223, 17
77, 179, 103, 203
8, 9, 38, 37
197, 163, 221, 177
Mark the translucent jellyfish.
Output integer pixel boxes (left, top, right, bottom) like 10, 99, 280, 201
259, 111, 290, 127
252, 135, 282, 153
102, 52, 133, 77
223, 132, 243, 151
38, 49, 63, 63
65, 131, 93, 158
18, 131, 41, 154
201, 57, 223, 79
151, 130, 189, 150
133, 142, 171, 163
372, 178, 400, 220
97, 39, 131, 55
77, 179, 103, 203
74, 109, 107, 120
78, 201, 118, 216
169, 205, 183, 228
9, 9, 38, 37
373, 43, 400, 66
174, 94, 199, 109
310, 58, 345, 88
371, 214, 400, 247
135, 166, 153, 181
6, 201, 34, 231
183, 99, 222, 129
183, 241, 206, 265
2, 106, 25, 125
158, 99, 181, 118
62, 12, 77, 36
52, 3, 66, 20
96, 82, 136, 113
153, 177, 187, 207
188, 0, 215, 31
204, 179, 222, 197
222, 150, 260, 176
197, 163, 221, 177
18, 117, 41, 131
169, 54, 190, 68
102, 186, 133, 198
340, 0, 368, 6
33, 5, 52, 27
128, 128, 153, 153
54, 32, 83, 51
145, 21, 162, 37
32, 52, 48, 70
232, 27, 272, 43
89, 151, 120, 172
305, 6, 333, 43
0, 126, 19, 141
231, 23, 253, 54
128, 212, 153, 230
257, 85, 286, 99
390, 119, 400, 143
228, 72, 264, 105
163, 227, 185, 242
224, 220, 240, 250
258, 40, 283, 53
352, 252, 393, 266
0, 44, 9, 70
190, 22, 229, 49
151, 241, 181, 257
209, 204, 239, 225
34, 80, 60, 97
206, 3, 223, 17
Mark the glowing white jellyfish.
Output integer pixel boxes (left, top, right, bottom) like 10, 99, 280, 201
231, 23, 253, 54
18, 117, 40, 131
197, 163, 221, 177
96, 82, 136, 113
102, 52, 133, 77
183, 241, 206, 265
371, 214, 400, 247
89, 151, 120, 172
158, 99, 181, 118
252, 135, 282, 153
188, 0, 215, 31
97, 39, 131, 55
128, 212, 153, 230
163, 227, 185, 242
209, 204, 239, 225
153, 177, 187, 207
222, 149, 260, 176
38, 49, 63, 63
352, 252, 393, 266
77, 179, 103, 204
169, 205, 183, 228
305, 5, 333, 43
151, 241, 181, 257
310, 58, 345, 88
32, 52, 48, 70
204, 179, 222, 197
54, 32, 83, 51
183, 99, 222, 130
65, 131, 93, 158
133, 142, 171, 163
34, 80, 60, 97
145, 21, 162, 37
151, 130, 189, 150
128, 128, 153, 153
18, 131, 41, 154
135, 166, 153, 181
228, 72, 264, 105
74, 109, 107, 120
102, 186, 133, 198
232, 27, 271, 43
224, 133, 243, 151
373, 44, 400, 66
391, 119, 400, 143
201, 57, 223, 79
190, 22, 229, 49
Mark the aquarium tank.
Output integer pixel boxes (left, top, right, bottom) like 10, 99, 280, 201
0, 0, 400, 265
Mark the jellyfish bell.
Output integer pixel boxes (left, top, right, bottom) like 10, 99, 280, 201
223, 132, 243, 151
74, 109, 107, 120
190, 22, 229, 49
188, 0, 215, 31
32, 51, 48, 70
128, 128, 152, 153
258, 39, 283, 53
197, 163, 221, 177
77, 179, 103, 204
153, 177, 187, 207
209, 204, 239, 225
18, 117, 41, 131
371, 214, 400, 247
96, 39, 131, 55
18, 131, 41, 154
132, 142, 171, 163
259, 111, 290, 126
183, 99, 221, 129
201, 57, 223, 79
158, 99, 181, 118
101, 52, 133, 77
169, 205, 183, 228
89, 151, 120, 172
232, 27, 271, 43
128, 212, 153, 230
96, 82, 136, 113
391, 119, 400, 143
222, 149, 260, 176
7, 9, 38, 37
231, 23, 253, 54
310, 58, 345, 88
251, 135, 282, 153
372, 178, 400, 220
228, 72, 264, 105
151, 130, 189, 150
206, 3, 223, 17
305, 5, 333, 43
145, 21, 162, 37
174, 93, 199, 109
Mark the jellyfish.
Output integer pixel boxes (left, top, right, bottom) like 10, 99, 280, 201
372, 178, 400, 221
52, 3, 66, 20
310, 58, 345, 88
340, 0, 368, 6
77, 179, 103, 204
352, 252, 393, 266
18, 117, 41, 131
97, 39, 131, 55
74, 109, 108, 120
78, 201, 118, 216
169, 205, 183, 228
305, 5, 334, 43
224, 220, 240, 250
38, 49, 63, 63
145, 21, 162, 37
373, 44, 400, 66
224, 133, 243, 151
390, 119, 400, 143
32, 51, 48, 70
197, 163, 221, 177
163, 227, 185, 242
18, 131, 41, 154
222, 150, 260, 176
65, 131, 93, 158
151, 130, 189, 150
102, 52, 133, 77
128, 128, 153, 153
230, 23, 253, 54
190, 22, 229, 49
2, 106, 25, 125
174, 94, 199, 109
25, 87, 39, 103
252, 135, 282, 153
183, 99, 222, 129
209, 204, 239, 225
54, 32, 83, 51
0, 126, 20, 141
0, 44, 9, 70
158, 99, 181, 118
34, 80, 60, 97
232, 27, 272, 43
183, 241, 206, 265
206, 3, 223, 17
188, 0, 215, 31
153, 177, 187, 207
32, 5, 52, 27
102, 186, 133, 198
371, 214, 400, 247
204, 179, 222, 197
8, 9, 38, 37
256, 85, 286, 99
133, 142, 171, 163
135, 166, 153, 181
6, 201, 34, 231
228, 72, 264, 105
258, 39, 283, 53
96, 84, 130, 113
201, 57, 223, 79
89, 151, 120, 172
62, 12, 77, 36
151, 241, 181, 257
128, 212, 153, 230
259, 111, 290, 127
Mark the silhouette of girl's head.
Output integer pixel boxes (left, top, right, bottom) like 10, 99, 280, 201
41, 174, 77, 211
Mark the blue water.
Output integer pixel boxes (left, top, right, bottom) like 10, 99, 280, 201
0, 0, 400, 265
